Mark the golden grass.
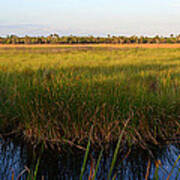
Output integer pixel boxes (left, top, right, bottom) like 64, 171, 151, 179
0, 47, 179, 150
1, 43, 180, 48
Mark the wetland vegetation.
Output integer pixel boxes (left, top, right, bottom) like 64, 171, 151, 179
0, 46, 179, 179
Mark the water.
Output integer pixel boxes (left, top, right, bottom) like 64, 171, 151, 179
0, 139, 179, 180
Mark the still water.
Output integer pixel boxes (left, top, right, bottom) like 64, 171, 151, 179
0, 139, 179, 180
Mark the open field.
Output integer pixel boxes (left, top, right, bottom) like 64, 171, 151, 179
1, 43, 180, 49
0, 46, 179, 150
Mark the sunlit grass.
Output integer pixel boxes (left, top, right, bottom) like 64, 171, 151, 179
0, 47, 179, 149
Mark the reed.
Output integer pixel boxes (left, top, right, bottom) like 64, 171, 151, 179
0, 46, 179, 150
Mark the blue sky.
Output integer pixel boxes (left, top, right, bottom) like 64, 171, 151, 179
0, 0, 180, 36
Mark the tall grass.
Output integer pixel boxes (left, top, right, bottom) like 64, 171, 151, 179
0, 47, 179, 149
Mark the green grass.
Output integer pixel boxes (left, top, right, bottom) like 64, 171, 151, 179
0, 47, 179, 149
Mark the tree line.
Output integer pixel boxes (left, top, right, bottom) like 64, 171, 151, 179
1, 34, 180, 44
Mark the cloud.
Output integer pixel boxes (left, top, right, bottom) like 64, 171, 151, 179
0, 24, 86, 37
0, 24, 56, 36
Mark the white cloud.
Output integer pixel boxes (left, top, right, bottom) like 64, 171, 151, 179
0, 24, 53, 36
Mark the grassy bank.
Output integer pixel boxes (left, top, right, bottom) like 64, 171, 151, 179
0, 46, 179, 150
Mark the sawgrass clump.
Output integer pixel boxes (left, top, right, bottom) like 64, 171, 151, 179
0, 47, 179, 149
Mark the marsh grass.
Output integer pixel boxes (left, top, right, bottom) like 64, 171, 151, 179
0, 47, 179, 151
81, 140, 180, 180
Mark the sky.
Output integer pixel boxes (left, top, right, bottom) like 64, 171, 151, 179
0, 0, 180, 37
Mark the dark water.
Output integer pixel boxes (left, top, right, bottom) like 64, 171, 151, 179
0, 139, 180, 180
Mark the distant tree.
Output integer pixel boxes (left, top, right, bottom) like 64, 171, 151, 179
176, 35, 180, 43
0, 34, 180, 44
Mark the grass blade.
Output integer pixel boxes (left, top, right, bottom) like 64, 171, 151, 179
92, 149, 103, 180
153, 166, 159, 180
80, 138, 91, 180
153, 160, 161, 180
107, 118, 130, 180
33, 157, 40, 180
175, 167, 180, 180
145, 158, 151, 180
167, 154, 180, 180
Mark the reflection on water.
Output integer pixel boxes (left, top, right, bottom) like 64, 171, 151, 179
0, 139, 26, 179
0, 139, 179, 180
